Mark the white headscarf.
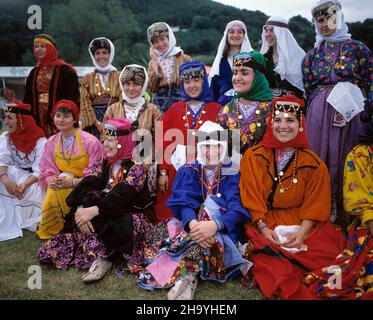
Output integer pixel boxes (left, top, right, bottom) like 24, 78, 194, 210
147, 22, 183, 59
260, 16, 306, 93
88, 37, 117, 73
196, 121, 227, 166
311, 0, 351, 48
209, 20, 253, 85
119, 64, 149, 122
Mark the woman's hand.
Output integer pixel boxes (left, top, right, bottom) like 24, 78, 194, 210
158, 175, 168, 193
78, 221, 95, 235
261, 227, 280, 245
17, 182, 28, 197
75, 206, 99, 228
282, 231, 306, 249
149, 45, 157, 63
190, 221, 217, 243
55, 177, 74, 189
47, 176, 60, 190
3, 178, 22, 199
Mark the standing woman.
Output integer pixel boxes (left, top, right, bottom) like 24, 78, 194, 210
155, 61, 221, 222
209, 20, 253, 106
217, 51, 273, 155
23, 34, 80, 137
36, 100, 102, 239
302, 0, 372, 225
147, 22, 192, 113
80, 37, 121, 139
260, 16, 305, 99
0, 101, 46, 241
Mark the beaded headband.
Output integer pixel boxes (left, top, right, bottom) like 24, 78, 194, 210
180, 66, 206, 81
4, 104, 33, 116
312, 2, 341, 18
233, 54, 267, 74
273, 101, 304, 132
4, 103, 33, 131
103, 120, 138, 138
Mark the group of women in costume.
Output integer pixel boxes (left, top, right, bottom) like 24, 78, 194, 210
0, 0, 372, 300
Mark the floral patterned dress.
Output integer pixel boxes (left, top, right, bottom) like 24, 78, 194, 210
303, 144, 373, 299
37, 163, 155, 271
217, 98, 271, 155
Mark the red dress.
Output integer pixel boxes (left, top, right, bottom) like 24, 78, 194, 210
154, 101, 222, 222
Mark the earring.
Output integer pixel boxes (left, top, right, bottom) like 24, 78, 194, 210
117, 144, 122, 149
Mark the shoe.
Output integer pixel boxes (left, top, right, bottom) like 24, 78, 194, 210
167, 273, 197, 300
176, 274, 197, 300
82, 258, 112, 283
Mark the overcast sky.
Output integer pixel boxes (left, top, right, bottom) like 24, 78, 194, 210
214, 0, 372, 22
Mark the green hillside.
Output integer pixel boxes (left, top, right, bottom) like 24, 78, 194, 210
0, 0, 371, 68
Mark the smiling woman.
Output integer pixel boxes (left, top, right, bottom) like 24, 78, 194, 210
209, 20, 253, 106
217, 51, 273, 155
80, 37, 121, 139
239, 95, 346, 300
0, 101, 46, 241
36, 100, 103, 239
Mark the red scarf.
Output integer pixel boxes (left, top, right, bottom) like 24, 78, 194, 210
33, 42, 76, 72
8, 100, 45, 155
260, 95, 309, 150
104, 119, 136, 164
50, 99, 80, 123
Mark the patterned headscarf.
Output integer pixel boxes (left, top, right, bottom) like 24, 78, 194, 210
88, 37, 117, 73
179, 61, 213, 103
103, 118, 137, 164
233, 51, 273, 102
311, 0, 351, 48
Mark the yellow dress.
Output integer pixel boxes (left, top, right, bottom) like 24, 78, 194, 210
37, 130, 89, 239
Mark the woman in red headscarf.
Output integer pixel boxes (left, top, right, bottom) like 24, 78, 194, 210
36, 100, 102, 239
0, 100, 46, 241
38, 118, 155, 283
239, 95, 346, 299
23, 34, 80, 137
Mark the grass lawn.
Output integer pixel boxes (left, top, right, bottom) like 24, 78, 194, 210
0, 231, 264, 300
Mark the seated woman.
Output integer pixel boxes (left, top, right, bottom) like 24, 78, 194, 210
260, 16, 305, 99
239, 95, 346, 300
36, 100, 103, 239
303, 120, 373, 299
38, 118, 155, 283
138, 121, 251, 300
155, 61, 222, 222
209, 20, 253, 106
0, 100, 46, 241
217, 51, 273, 155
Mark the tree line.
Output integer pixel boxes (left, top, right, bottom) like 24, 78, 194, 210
1, 0, 372, 68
